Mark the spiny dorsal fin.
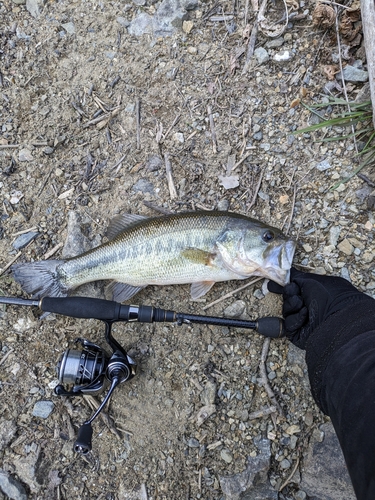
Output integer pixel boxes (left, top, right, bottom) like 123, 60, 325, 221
106, 214, 148, 240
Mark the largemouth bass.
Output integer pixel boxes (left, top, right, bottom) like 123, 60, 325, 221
12, 211, 296, 301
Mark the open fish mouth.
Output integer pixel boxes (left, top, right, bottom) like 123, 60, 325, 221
262, 240, 297, 286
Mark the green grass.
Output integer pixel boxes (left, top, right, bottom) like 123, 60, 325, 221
294, 98, 375, 189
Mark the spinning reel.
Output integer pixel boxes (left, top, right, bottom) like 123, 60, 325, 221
54, 321, 136, 454
0, 295, 285, 454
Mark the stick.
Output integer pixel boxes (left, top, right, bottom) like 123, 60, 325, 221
202, 277, 262, 310
279, 457, 300, 491
248, 167, 264, 209
207, 105, 218, 153
248, 405, 277, 420
12, 226, 38, 236
43, 242, 64, 259
231, 151, 252, 172
136, 98, 141, 150
285, 184, 296, 235
143, 201, 174, 215
259, 337, 283, 415
0, 144, 19, 149
161, 114, 181, 143
164, 153, 178, 199
360, 0, 375, 128
0, 251, 22, 276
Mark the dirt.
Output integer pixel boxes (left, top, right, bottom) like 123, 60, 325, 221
0, 0, 372, 499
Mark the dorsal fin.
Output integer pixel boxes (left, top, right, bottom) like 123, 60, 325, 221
106, 213, 148, 240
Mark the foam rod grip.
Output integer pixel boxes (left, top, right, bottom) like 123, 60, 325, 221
41, 296, 122, 320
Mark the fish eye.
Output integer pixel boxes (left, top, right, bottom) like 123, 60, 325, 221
262, 230, 275, 242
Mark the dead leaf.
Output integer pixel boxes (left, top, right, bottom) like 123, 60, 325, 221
323, 65, 339, 81
290, 98, 300, 108
218, 175, 240, 189
279, 194, 289, 205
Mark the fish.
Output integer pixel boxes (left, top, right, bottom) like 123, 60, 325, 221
11, 211, 296, 302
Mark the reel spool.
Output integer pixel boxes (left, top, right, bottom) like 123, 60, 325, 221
54, 323, 136, 454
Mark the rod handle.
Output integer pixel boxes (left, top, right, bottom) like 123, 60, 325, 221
256, 317, 285, 338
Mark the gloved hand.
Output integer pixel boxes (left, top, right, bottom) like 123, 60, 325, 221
268, 268, 374, 349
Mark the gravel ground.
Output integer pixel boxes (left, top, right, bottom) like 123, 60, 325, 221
0, 0, 371, 498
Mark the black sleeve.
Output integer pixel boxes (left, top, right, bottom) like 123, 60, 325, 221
304, 302, 375, 500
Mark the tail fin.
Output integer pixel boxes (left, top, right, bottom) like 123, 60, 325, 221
12, 260, 68, 299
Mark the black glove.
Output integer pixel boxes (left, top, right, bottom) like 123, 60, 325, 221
268, 268, 374, 349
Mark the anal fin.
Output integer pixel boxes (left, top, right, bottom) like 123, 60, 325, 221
190, 281, 215, 300
106, 281, 146, 302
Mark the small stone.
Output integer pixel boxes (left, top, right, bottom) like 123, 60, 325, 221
174, 132, 184, 143
13, 232, 39, 250
266, 37, 284, 48
223, 300, 246, 318
61, 22, 75, 34
0, 420, 17, 451
273, 50, 292, 63
182, 20, 194, 33
132, 178, 155, 194
268, 371, 276, 380
254, 47, 269, 64
336, 65, 368, 83
295, 491, 307, 500
217, 199, 229, 211
316, 159, 332, 171
201, 381, 217, 405
0, 470, 27, 500
329, 226, 341, 246
362, 250, 374, 263
117, 16, 130, 28
127, 13, 153, 36
286, 424, 301, 435
302, 243, 312, 253
280, 458, 291, 469
146, 155, 163, 172
43, 146, 54, 155
19, 148, 33, 162
365, 220, 373, 231
187, 46, 197, 54
337, 239, 354, 256
253, 131, 263, 141
220, 449, 233, 463
187, 437, 200, 448
26, 0, 45, 17
32, 400, 54, 419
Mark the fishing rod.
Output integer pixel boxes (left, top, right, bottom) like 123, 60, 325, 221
0, 295, 285, 454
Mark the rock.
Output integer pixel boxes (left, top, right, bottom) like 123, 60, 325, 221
132, 178, 155, 194
187, 437, 200, 448
337, 239, 354, 256
146, 155, 163, 172
201, 380, 217, 406
280, 458, 291, 469
61, 22, 75, 34
18, 148, 33, 162
32, 400, 54, 419
266, 37, 284, 48
254, 47, 269, 64
223, 300, 246, 318
300, 422, 356, 500
62, 211, 91, 258
0, 420, 17, 451
174, 132, 184, 143
182, 20, 194, 33
273, 50, 292, 63
117, 16, 130, 28
196, 404, 216, 426
26, 0, 45, 17
128, 13, 154, 36
329, 226, 341, 246
221, 449, 233, 464
336, 65, 368, 83
12, 231, 39, 250
219, 437, 272, 500
13, 448, 42, 493
0, 470, 27, 500
316, 159, 332, 171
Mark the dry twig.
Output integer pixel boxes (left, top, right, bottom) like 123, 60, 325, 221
136, 98, 141, 150
164, 153, 178, 199
0, 251, 21, 276
259, 337, 283, 415
207, 105, 218, 153
202, 277, 262, 310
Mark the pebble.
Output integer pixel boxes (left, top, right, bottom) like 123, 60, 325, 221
337, 239, 354, 256
223, 300, 246, 318
61, 22, 75, 34
336, 65, 368, 83
266, 37, 284, 48
12, 231, 39, 250
187, 437, 200, 448
329, 226, 341, 246
117, 16, 130, 28
280, 458, 291, 469
220, 449, 233, 463
26, 0, 43, 17
132, 178, 155, 194
182, 20, 194, 33
0, 470, 27, 500
273, 50, 292, 63
0, 420, 17, 451
32, 400, 54, 419
254, 47, 269, 64
295, 491, 307, 500
201, 381, 216, 405
18, 148, 33, 162
174, 132, 184, 143
316, 159, 332, 171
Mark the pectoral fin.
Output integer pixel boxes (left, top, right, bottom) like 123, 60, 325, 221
181, 248, 216, 266
106, 281, 146, 302
190, 281, 215, 299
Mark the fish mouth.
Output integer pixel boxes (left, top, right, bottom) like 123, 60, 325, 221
262, 240, 296, 286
